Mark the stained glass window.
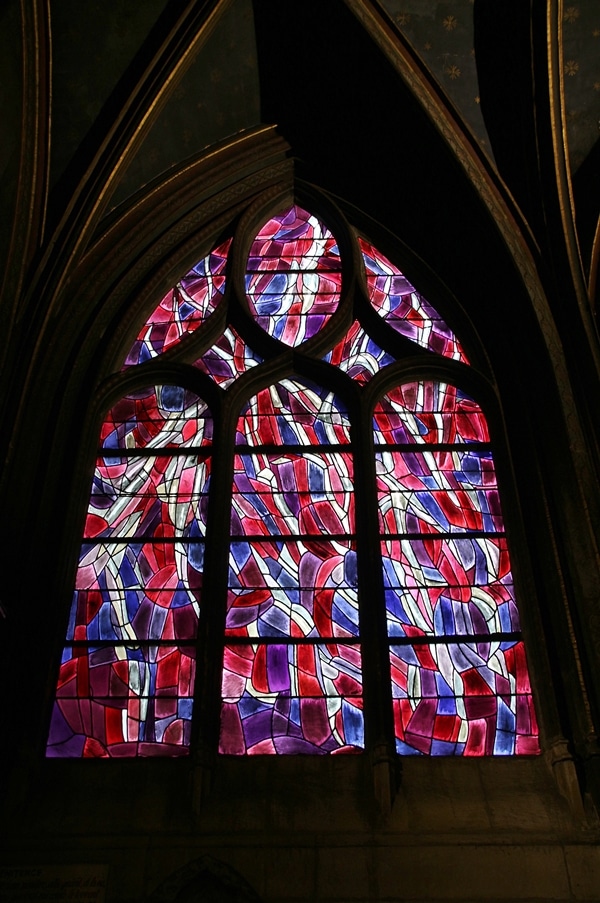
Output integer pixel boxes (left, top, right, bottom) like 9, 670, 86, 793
193, 326, 262, 387
47, 386, 212, 756
374, 382, 538, 755
49, 201, 539, 759
323, 320, 395, 383
221, 380, 363, 754
124, 239, 231, 366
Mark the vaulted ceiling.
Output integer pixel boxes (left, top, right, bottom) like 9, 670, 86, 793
3, 1, 599, 211
1, 1, 599, 309
380, 0, 600, 172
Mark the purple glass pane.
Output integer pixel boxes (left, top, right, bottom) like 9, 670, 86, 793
375, 379, 538, 757
235, 380, 351, 446
382, 536, 519, 636
48, 386, 211, 758
373, 382, 489, 445
85, 455, 210, 539
70, 540, 203, 641
47, 644, 196, 757
390, 639, 539, 756
231, 452, 355, 536
376, 450, 504, 534
220, 642, 363, 754
193, 326, 262, 387
100, 387, 212, 451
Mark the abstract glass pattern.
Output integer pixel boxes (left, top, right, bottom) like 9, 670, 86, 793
47, 386, 212, 757
221, 642, 362, 755
124, 239, 231, 366
245, 206, 342, 346
374, 381, 538, 755
360, 238, 468, 363
323, 320, 395, 383
193, 326, 263, 387
373, 381, 488, 446
220, 380, 364, 754
234, 378, 352, 447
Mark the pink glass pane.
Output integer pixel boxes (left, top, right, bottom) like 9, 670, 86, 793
71, 541, 202, 645
360, 237, 468, 363
220, 642, 364, 754
235, 380, 351, 446
373, 382, 489, 445
124, 238, 231, 366
246, 206, 342, 345
222, 373, 360, 755
193, 326, 262, 387
376, 450, 504, 534
375, 379, 538, 756
48, 644, 196, 757
382, 536, 520, 636
323, 320, 395, 383
47, 387, 211, 758
85, 456, 210, 539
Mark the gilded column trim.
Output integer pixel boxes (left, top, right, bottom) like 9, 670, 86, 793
342, 1, 580, 406
31, 0, 236, 308
546, 0, 600, 355
83, 125, 284, 266
6, 0, 239, 479
342, 0, 600, 476
0, 0, 50, 366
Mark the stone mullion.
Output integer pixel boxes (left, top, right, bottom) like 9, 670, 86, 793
190, 392, 236, 771
352, 394, 397, 799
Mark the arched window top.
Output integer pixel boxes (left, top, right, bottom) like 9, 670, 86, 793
121, 203, 468, 371
100, 386, 213, 451
373, 381, 490, 445
236, 379, 351, 447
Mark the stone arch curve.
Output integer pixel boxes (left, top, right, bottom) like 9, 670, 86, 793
148, 855, 263, 903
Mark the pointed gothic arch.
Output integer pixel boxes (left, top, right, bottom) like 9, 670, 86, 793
147, 855, 263, 903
